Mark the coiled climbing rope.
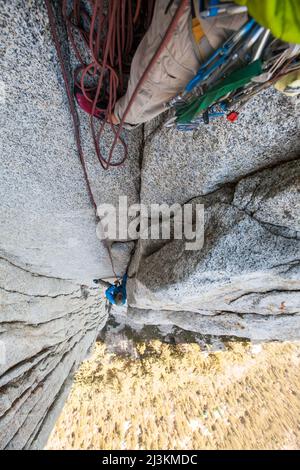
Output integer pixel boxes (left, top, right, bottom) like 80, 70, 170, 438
45, 0, 189, 276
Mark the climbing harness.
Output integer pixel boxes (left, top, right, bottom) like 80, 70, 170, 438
46, 0, 189, 282
165, 0, 300, 131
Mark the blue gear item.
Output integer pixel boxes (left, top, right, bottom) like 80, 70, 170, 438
105, 274, 128, 306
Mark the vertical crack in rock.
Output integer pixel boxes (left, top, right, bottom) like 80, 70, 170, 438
1, 0, 300, 450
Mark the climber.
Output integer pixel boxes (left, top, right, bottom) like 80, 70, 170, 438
94, 274, 128, 306
109, 0, 300, 128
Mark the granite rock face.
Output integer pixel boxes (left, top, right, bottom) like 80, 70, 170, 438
128, 81, 300, 340
233, 159, 300, 239
0, 256, 108, 449
0, 0, 135, 449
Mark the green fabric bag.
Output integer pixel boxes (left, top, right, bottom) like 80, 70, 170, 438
235, 0, 300, 44
176, 60, 262, 124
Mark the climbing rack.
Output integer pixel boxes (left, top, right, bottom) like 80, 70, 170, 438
165, 1, 300, 131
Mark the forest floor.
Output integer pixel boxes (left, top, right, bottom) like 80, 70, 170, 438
47, 339, 300, 450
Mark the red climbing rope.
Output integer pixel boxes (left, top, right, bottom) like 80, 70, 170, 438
61, 0, 155, 169
45, 0, 188, 275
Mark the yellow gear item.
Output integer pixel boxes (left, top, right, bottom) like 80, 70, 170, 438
274, 71, 300, 96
